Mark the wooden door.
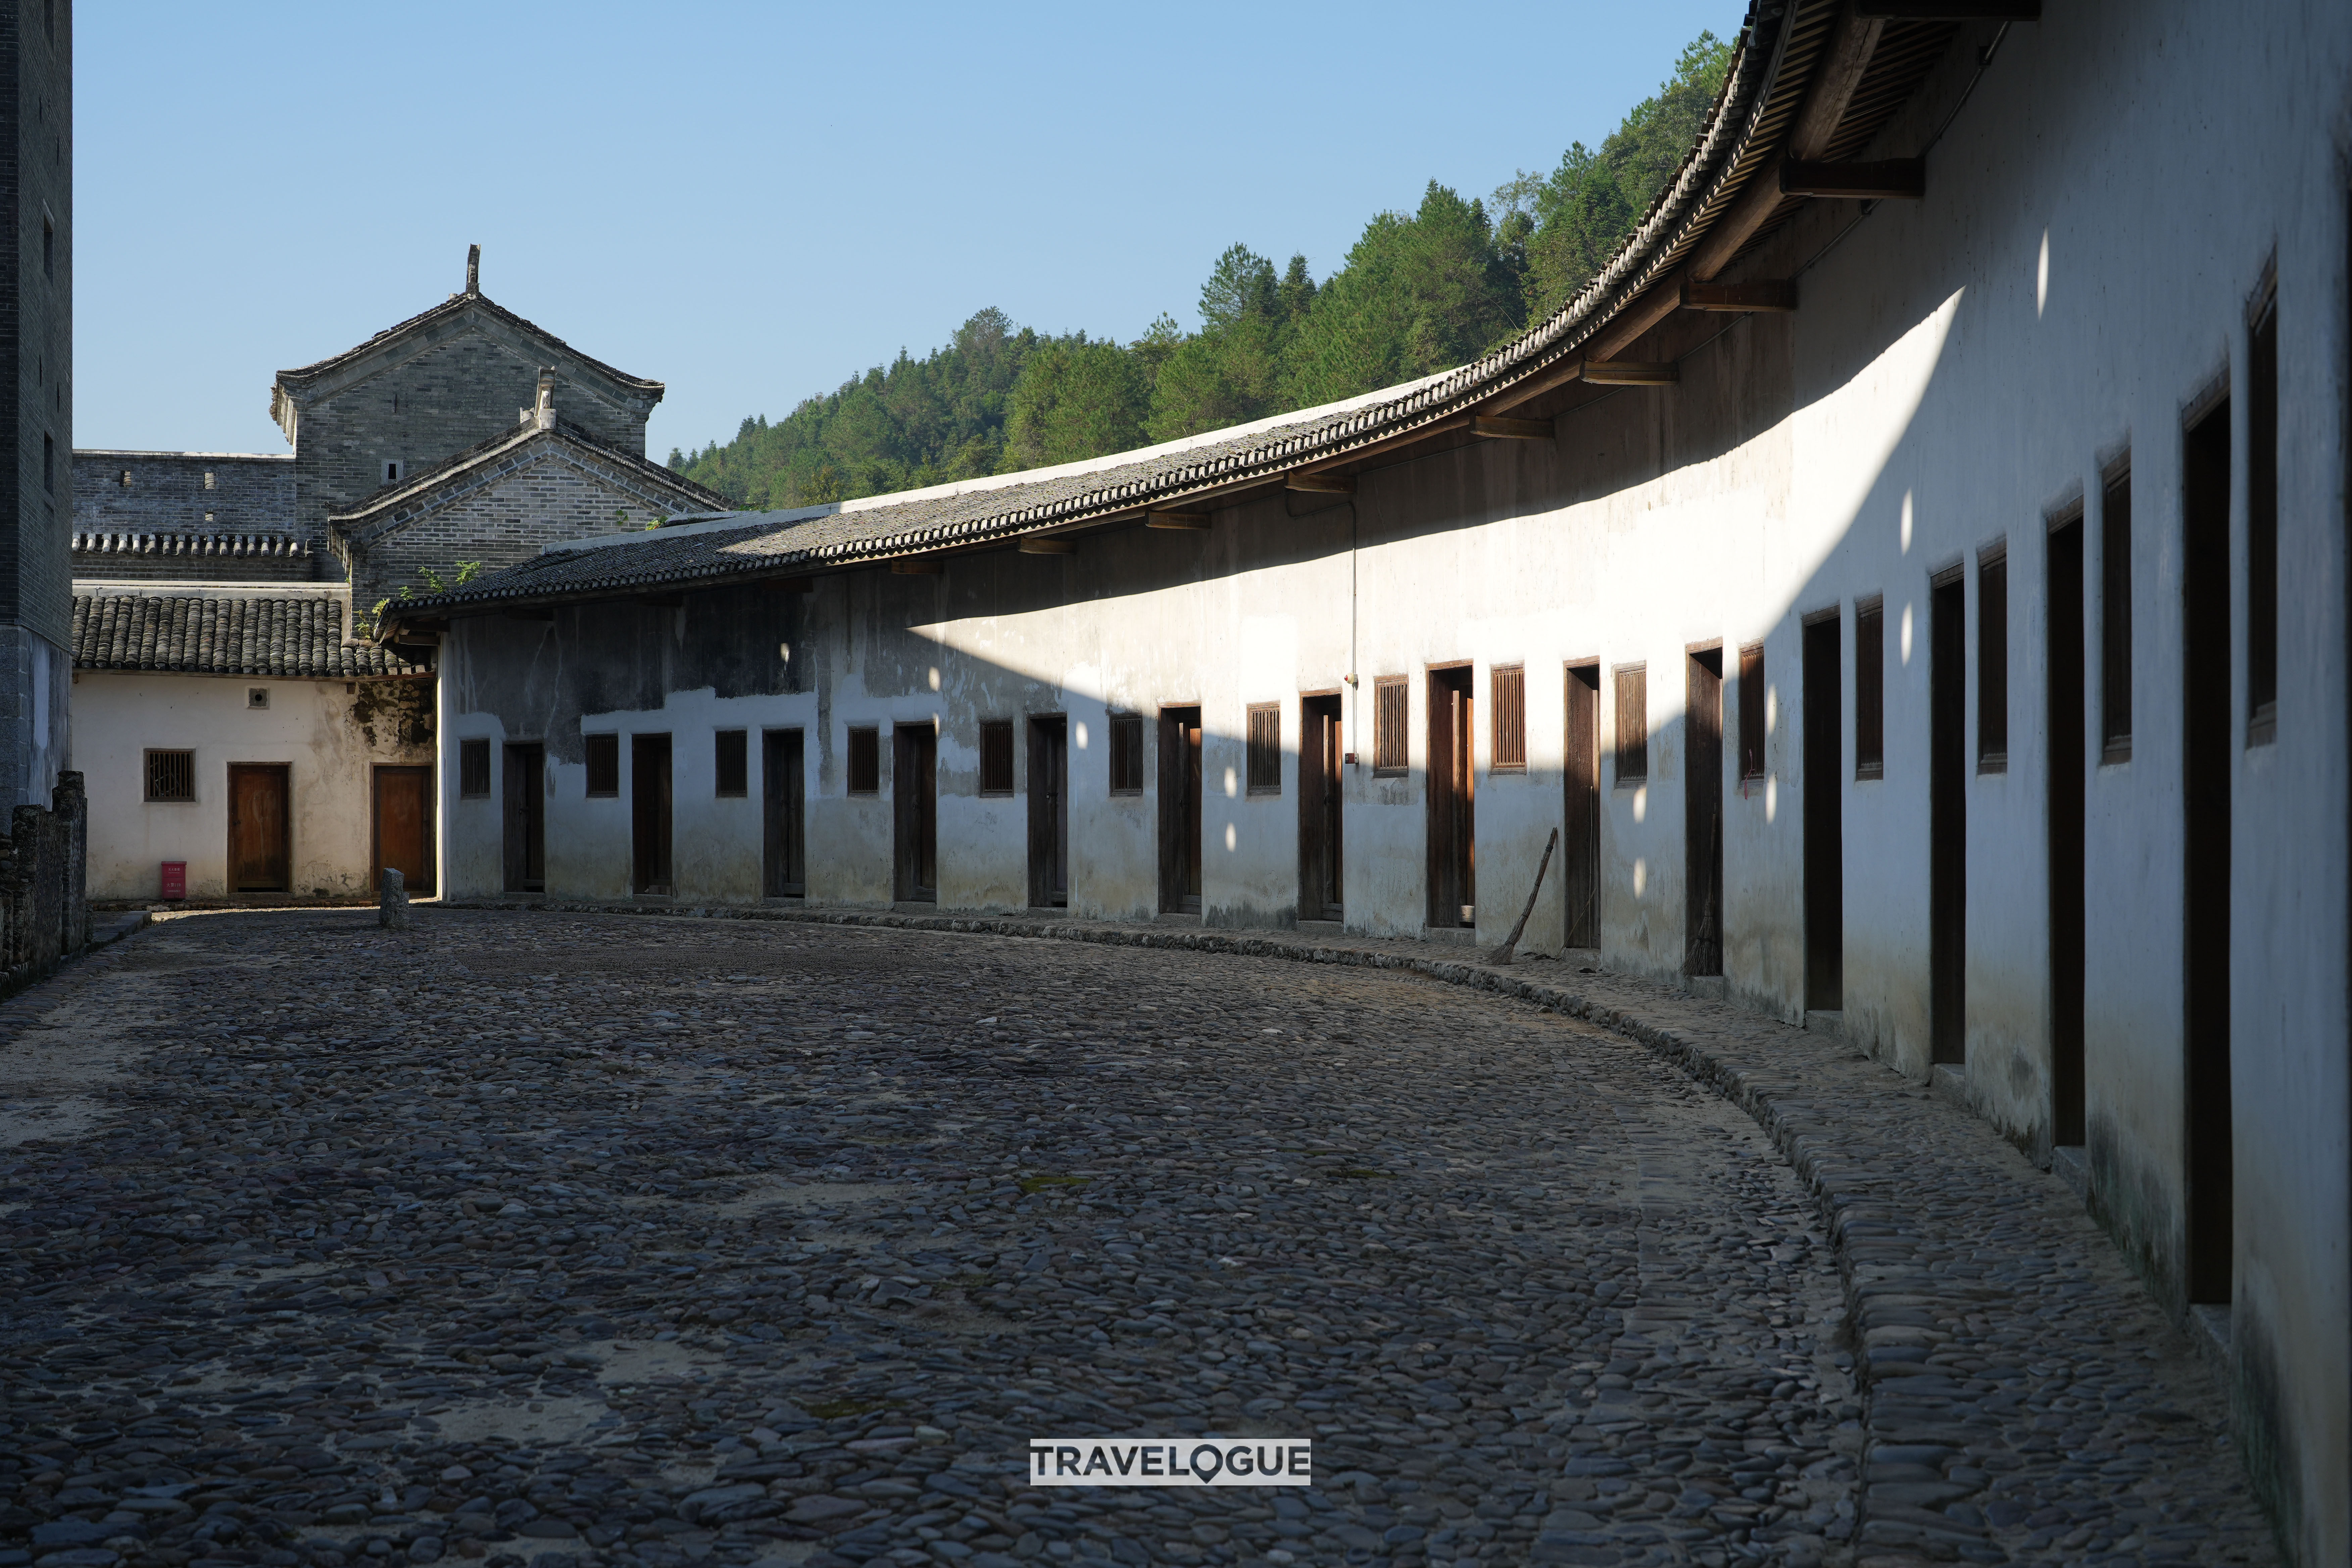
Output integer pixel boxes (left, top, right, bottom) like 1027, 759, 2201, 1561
503, 744, 545, 893
1685, 648, 1723, 975
1158, 707, 1202, 913
893, 724, 937, 901
1802, 620, 1844, 1008
1929, 575, 1967, 1060
373, 765, 432, 896
1028, 717, 1069, 907
229, 764, 292, 894
763, 729, 805, 897
2181, 395, 2234, 1303
632, 734, 673, 895
1562, 664, 1600, 947
1298, 695, 1343, 920
1426, 669, 1474, 927
2046, 521, 2086, 1144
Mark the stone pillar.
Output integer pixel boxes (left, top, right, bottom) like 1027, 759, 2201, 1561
380, 868, 410, 930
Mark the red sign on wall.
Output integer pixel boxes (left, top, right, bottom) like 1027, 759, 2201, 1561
160, 861, 186, 901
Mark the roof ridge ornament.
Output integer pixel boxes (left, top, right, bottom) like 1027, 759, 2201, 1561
467, 243, 481, 297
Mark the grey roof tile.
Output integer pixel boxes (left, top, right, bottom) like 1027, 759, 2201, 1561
72, 591, 431, 679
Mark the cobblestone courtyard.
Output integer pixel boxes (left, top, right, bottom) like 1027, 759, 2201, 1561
0, 911, 2276, 1568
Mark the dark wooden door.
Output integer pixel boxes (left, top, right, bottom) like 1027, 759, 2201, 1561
229, 763, 292, 894
1028, 717, 1069, 907
763, 729, 805, 897
2047, 521, 2086, 1145
893, 724, 937, 901
2182, 395, 2234, 1303
1159, 707, 1202, 913
1426, 668, 1474, 928
1930, 574, 1967, 1062
1685, 649, 1723, 975
632, 734, 673, 895
1298, 695, 1343, 920
1802, 619, 1844, 1009
375, 766, 432, 896
503, 744, 545, 893
1562, 664, 1600, 947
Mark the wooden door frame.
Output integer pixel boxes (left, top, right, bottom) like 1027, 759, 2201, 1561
1297, 693, 1343, 921
229, 762, 294, 895
631, 733, 674, 896
1027, 714, 1069, 909
501, 743, 545, 894
893, 722, 938, 902
1157, 705, 1203, 914
1562, 660, 1601, 948
1685, 642, 1725, 977
763, 728, 806, 898
371, 764, 434, 896
1425, 666, 1474, 928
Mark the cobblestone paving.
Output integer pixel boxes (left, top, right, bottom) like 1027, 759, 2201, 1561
0, 908, 2274, 1568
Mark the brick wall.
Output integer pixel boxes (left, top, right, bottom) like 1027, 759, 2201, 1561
72, 451, 294, 535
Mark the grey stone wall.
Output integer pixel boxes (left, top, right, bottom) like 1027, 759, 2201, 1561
292, 328, 649, 548
72, 451, 294, 535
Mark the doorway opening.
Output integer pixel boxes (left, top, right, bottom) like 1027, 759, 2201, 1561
224, 763, 290, 894
1563, 663, 1601, 948
2048, 517, 2087, 1146
370, 764, 430, 897
1298, 694, 1343, 921
502, 743, 544, 893
631, 734, 673, 895
1159, 706, 1202, 914
2182, 390, 2234, 1304
1028, 715, 1069, 908
1802, 616, 1843, 1009
1930, 571, 1968, 1064
1426, 667, 1475, 928
763, 729, 805, 897
1685, 646, 1724, 976
893, 723, 938, 902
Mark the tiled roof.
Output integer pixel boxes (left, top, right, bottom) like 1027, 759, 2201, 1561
275, 290, 660, 396
327, 418, 727, 537
72, 592, 430, 678
72, 531, 311, 565
388, 0, 1939, 630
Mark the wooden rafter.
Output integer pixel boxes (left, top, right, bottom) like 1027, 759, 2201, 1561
1472, 415, 1555, 441
1780, 159, 1926, 200
1682, 279, 1799, 313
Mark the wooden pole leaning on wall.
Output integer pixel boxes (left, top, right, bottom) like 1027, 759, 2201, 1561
1487, 827, 1560, 966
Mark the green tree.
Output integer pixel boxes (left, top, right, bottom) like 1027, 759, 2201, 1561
998, 335, 1153, 470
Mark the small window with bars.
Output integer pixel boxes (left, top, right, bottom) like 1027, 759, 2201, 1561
1109, 715, 1145, 794
978, 720, 1015, 795
144, 749, 195, 803
715, 729, 748, 797
1737, 643, 1766, 780
1245, 703, 1282, 794
1373, 677, 1409, 775
846, 726, 881, 795
584, 733, 620, 797
1855, 598, 1885, 778
1490, 664, 1526, 771
459, 738, 491, 798
1614, 664, 1648, 784
1978, 546, 2009, 771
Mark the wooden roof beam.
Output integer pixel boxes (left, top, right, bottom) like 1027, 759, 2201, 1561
1582, 361, 1679, 386
1780, 159, 1925, 200
1018, 537, 1076, 555
1683, 279, 1798, 313
759, 575, 815, 593
889, 557, 942, 575
1472, 415, 1555, 441
1145, 510, 1212, 530
1856, 0, 2036, 16
1286, 472, 1355, 495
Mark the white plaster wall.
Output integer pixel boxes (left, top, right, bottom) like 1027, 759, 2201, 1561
74, 672, 433, 899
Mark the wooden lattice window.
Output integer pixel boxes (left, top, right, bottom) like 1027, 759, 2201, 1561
1614, 665, 1647, 784
1490, 665, 1526, 771
2100, 465, 2132, 758
978, 720, 1015, 795
1979, 546, 2008, 771
1737, 644, 1765, 780
459, 738, 492, 797
715, 730, 748, 797
1855, 600, 1885, 779
144, 749, 195, 803
584, 734, 620, 797
846, 727, 880, 795
1373, 677, 1409, 775
1245, 703, 1281, 794
1109, 715, 1145, 794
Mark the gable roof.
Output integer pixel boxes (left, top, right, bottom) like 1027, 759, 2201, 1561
385, 0, 1969, 630
74, 589, 430, 679
325, 416, 728, 554
270, 288, 664, 442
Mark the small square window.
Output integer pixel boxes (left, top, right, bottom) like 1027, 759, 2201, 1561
119, 469, 132, 488
145, 750, 195, 803
459, 738, 491, 798
247, 687, 270, 710
584, 733, 620, 796
384, 460, 403, 485
978, 720, 1014, 795
715, 729, 748, 797
1245, 703, 1282, 794
846, 726, 881, 795
203, 471, 216, 490
1109, 715, 1145, 794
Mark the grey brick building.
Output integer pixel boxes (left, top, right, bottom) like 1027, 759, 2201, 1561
0, 0, 71, 811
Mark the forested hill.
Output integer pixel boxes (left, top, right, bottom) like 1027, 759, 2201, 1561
672, 33, 1730, 512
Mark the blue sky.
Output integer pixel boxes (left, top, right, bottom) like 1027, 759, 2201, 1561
75, 1, 1741, 460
